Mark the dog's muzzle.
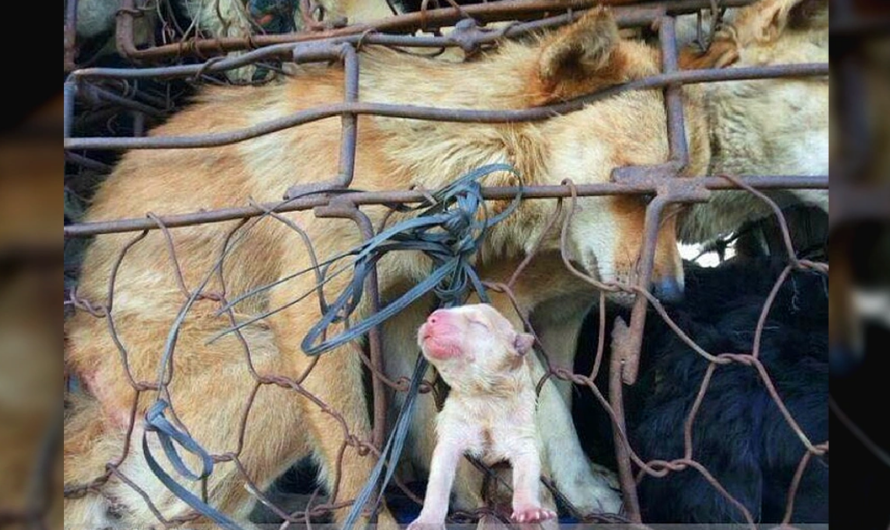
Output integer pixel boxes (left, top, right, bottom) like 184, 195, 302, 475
652, 276, 684, 303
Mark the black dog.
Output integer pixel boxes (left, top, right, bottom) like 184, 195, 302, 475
573, 257, 828, 524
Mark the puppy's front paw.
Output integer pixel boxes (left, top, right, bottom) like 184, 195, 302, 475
511, 505, 556, 524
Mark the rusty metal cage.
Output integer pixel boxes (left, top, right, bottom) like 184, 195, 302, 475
63, 0, 830, 528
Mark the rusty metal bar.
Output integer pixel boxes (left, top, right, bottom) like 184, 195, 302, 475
606, 16, 698, 518
64, 80, 77, 139
609, 317, 642, 522
64, 63, 828, 149
660, 16, 688, 169
313, 200, 387, 455
113, 0, 756, 61
65, 152, 112, 173
65, 0, 78, 71
63, 175, 826, 238
77, 83, 168, 119
284, 43, 360, 199
340, 45, 359, 188
617, 15, 691, 389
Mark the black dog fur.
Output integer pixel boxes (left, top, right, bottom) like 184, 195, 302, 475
573, 257, 829, 524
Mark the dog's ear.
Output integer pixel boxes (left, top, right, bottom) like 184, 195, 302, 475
742, 0, 827, 42
786, 0, 828, 30
678, 40, 739, 70
535, 6, 620, 99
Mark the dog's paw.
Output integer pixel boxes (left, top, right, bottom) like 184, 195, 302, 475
406, 517, 446, 530
511, 505, 556, 524
561, 466, 623, 515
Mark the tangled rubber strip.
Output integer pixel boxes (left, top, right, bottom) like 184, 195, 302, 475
143, 163, 523, 529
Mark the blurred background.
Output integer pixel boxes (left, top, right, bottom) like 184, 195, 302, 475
0, 0, 886, 528
829, 0, 890, 527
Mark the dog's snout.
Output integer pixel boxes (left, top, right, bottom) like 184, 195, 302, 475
427, 309, 446, 325
653, 276, 684, 303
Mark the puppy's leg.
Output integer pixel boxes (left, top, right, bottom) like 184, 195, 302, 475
509, 443, 555, 524
408, 433, 467, 530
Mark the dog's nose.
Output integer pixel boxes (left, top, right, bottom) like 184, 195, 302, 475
653, 276, 684, 303
428, 310, 444, 325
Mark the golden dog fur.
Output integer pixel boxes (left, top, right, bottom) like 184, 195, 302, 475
63, 1, 827, 528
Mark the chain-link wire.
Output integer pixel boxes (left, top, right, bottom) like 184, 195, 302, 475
62, 0, 834, 528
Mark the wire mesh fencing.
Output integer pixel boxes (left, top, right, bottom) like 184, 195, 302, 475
63, 0, 830, 528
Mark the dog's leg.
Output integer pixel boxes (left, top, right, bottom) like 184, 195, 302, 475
268, 244, 400, 530
530, 301, 622, 512
64, 310, 310, 530
523, 345, 622, 516
530, 295, 594, 405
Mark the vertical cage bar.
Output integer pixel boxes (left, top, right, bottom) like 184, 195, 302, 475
65, 0, 79, 71
339, 44, 359, 187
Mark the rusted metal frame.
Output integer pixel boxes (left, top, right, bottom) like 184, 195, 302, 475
284, 43, 359, 199
313, 199, 387, 454
613, 13, 699, 383
608, 318, 642, 523
65, 0, 79, 71
73, 6, 664, 83
64, 63, 828, 149
63, 175, 827, 238
312, 199, 387, 521
83, 4, 784, 82
113, 0, 756, 61
606, 15, 701, 522
64, 80, 77, 139
65, 152, 112, 173
76, 82, 169, 119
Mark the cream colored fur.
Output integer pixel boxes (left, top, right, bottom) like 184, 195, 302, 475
677, 0, 829, 243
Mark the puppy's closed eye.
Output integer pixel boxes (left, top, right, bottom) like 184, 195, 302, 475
468, 319, 489, 330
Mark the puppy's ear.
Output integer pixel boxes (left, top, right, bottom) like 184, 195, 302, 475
535, 6, 620, 101
513, 332, 536, 356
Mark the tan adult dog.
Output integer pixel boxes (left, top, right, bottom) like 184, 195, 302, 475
63, 1, 826, 528
676, 0, 829, 244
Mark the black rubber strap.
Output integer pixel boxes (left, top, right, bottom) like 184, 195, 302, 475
142, 164, 520, 529
142, 400, 242, 530
302, 163, 520, 356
